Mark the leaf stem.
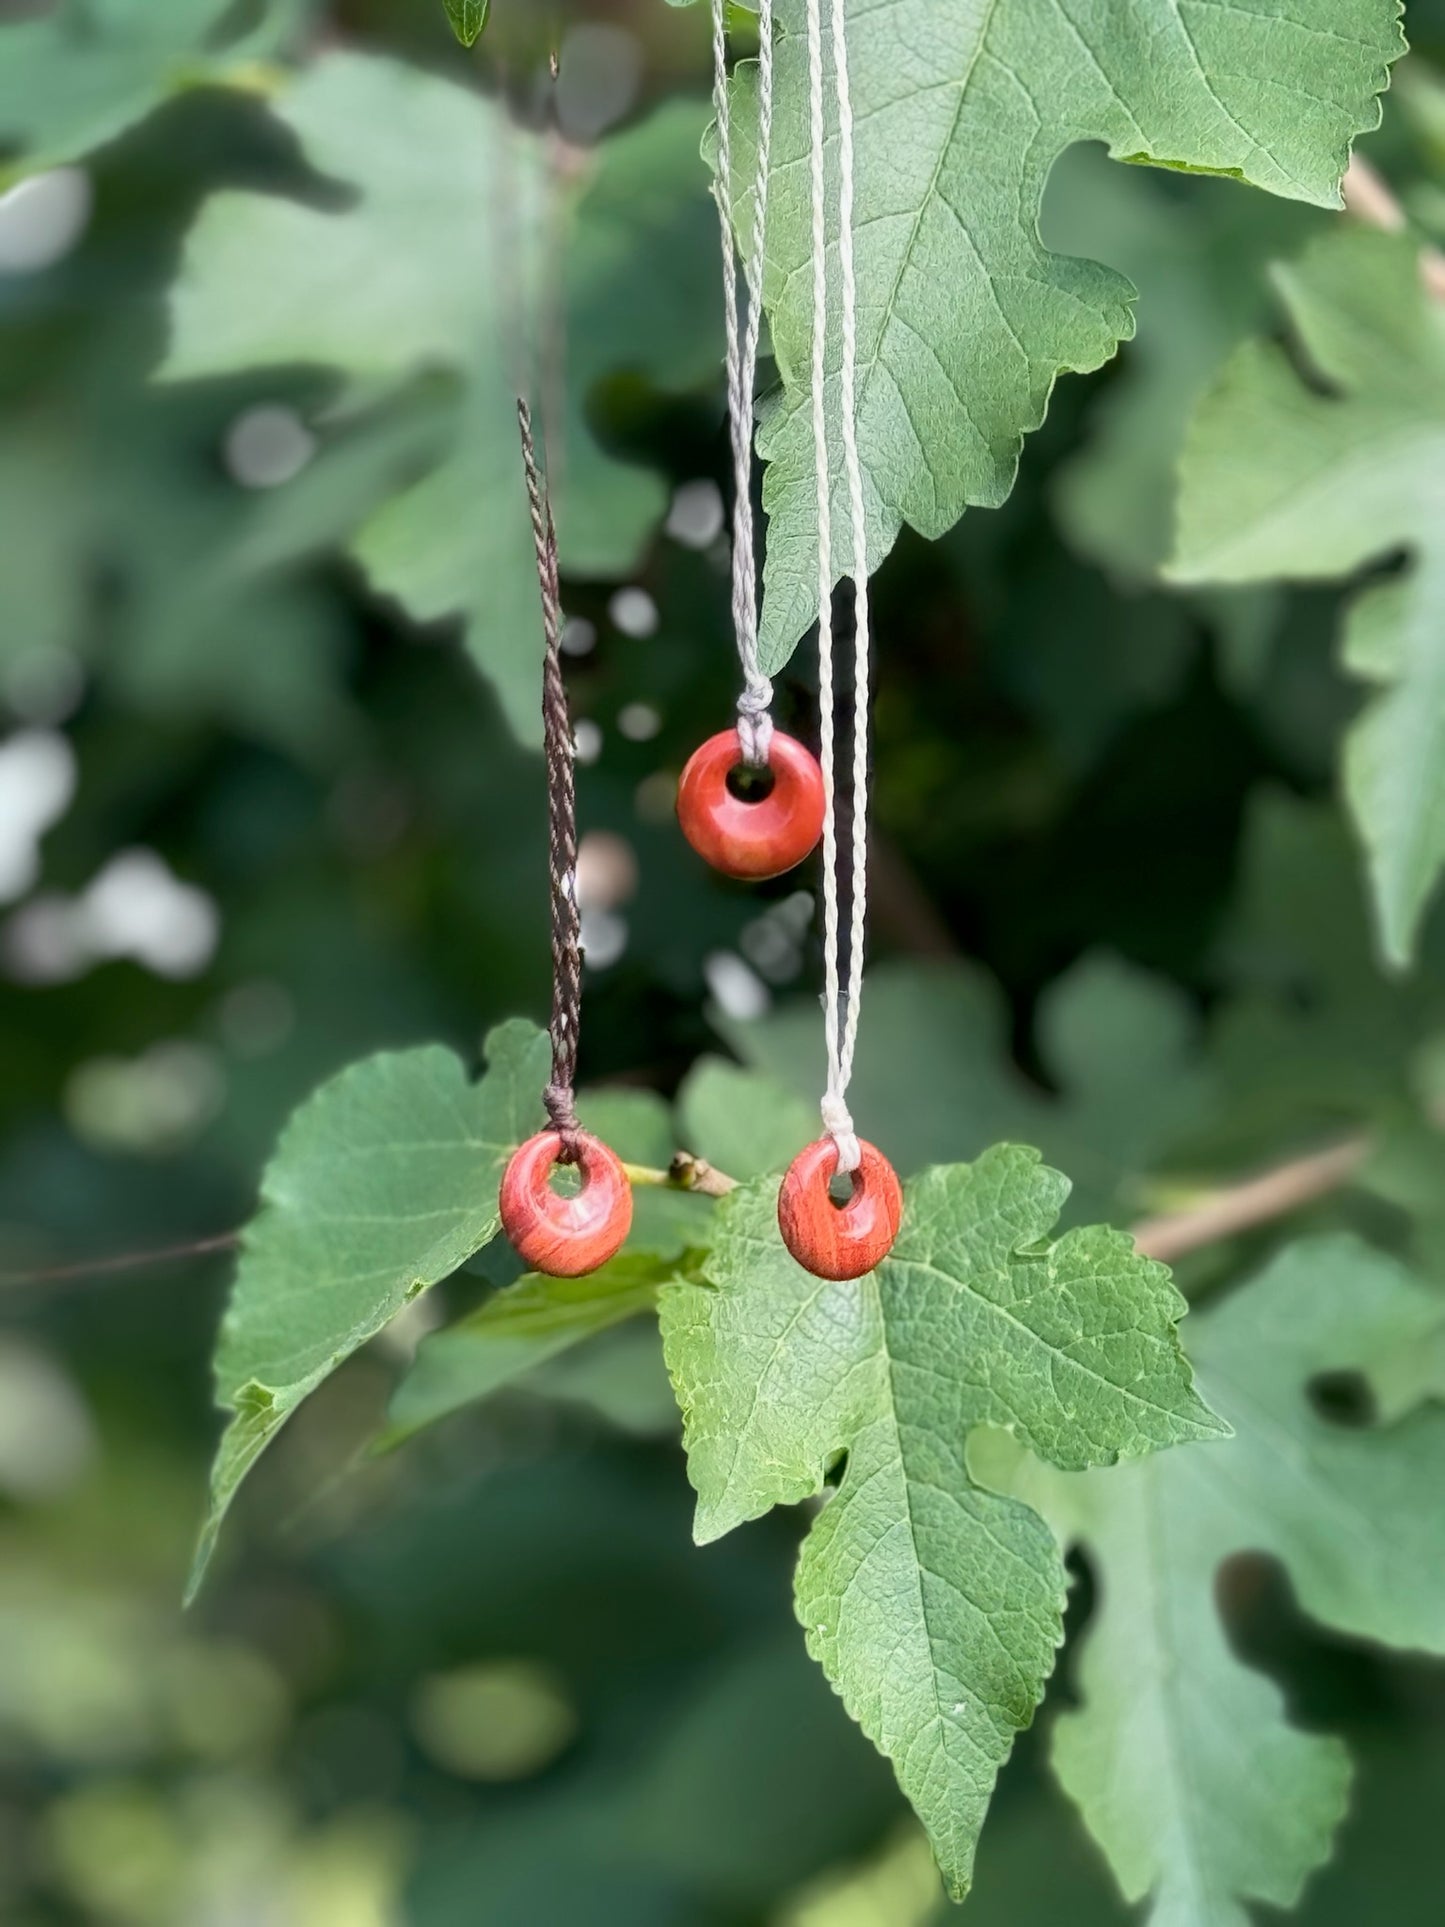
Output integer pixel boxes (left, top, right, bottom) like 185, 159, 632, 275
623, 1154, 739, 1199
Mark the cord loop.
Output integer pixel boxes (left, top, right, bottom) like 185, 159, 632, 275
820, 1092, 861, 1176
736, 676, 776, 766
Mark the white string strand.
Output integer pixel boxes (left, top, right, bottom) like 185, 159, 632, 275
711, 0, 776, 766
807, 0, 868, 1175
829, 0, 870, 1127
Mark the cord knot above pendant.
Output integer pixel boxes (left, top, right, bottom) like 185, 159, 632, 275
819, 1091, 861, 1176
736, 674, 776, 767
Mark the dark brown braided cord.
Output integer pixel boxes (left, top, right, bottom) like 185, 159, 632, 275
517, 395, 582, 1159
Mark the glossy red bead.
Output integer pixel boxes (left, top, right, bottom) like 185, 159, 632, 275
676, 729, 825, 880
499, 1130, 633, 1277
778, 1137, 903, 1280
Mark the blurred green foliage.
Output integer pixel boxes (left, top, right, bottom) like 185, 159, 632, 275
3, 1, 1445, 1923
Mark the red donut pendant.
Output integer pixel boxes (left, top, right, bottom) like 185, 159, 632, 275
676, 729, 825, 880
499, 1130, 633, 1277
778, 1137, 903, 1280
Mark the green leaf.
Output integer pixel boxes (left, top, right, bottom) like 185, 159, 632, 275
660, 1143, 1224, 1898
164, 55, 717, 742
1170, 227, 1445, 966
982, 1234, 1445, 1927
0, 136, 451, 760
733, 0, 1403, 667
677, 1055, 816, 1180
1203, 790, 1436, 1159
443, 0, 490, 49
779, 1826, 941, 1927
604, 1635, 900, 1904
572, 1089, 678, 1171
0, 0, 293, 182
717, 954, 1211, 1222
0, 418, 87, 668
523, 1320, 681, 1438
192, 1018, 548, 1598
0, 378, 450, 757
383, 1252, 674, 1448
123, 388, 446, 754
380, 1081, 719, 1451
1044, 144, 1324, 582
575, 1087, 715, 1255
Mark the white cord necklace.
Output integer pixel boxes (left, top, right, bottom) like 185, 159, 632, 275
765, 0, 902, 1281
677, 4, 827, 889
710, 0, 776, 768
807, 0, 871, 1176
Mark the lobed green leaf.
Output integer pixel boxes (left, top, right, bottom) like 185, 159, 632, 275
985, 1234, 1445, 1925
164, 56, 717, 741
1171, 226, 1445, 965
0, 0, 295, 184
191, 1019, 548, 1597
661, 1143, 1223, 1896
717, 0, 1402, 666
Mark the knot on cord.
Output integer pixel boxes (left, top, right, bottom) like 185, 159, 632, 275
736, 677, 775, 768
544, 1082, 582, 1162
820, 1092, 861, 1176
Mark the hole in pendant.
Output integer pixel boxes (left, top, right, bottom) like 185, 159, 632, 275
547, 1161, 584, 1200
828, 1169, 861, 1208
726, 761, 776, 805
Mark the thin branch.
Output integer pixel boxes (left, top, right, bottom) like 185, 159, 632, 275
1342, 152, 1408, 232
0, 1123, 1384, 1291
1129, 1135, 1368, 1265
638, 1129, 1377, 1258
0, 1231, 240, 1291
1342, 154, 1445, 302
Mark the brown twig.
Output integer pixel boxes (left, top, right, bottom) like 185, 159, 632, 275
1342, 154, 1445, 302
0, 1231, 240, 1291
633, 1130, 1378, 1256
0, 1121, 1391, 1290
636, 1126, 1384, 1257
1129, 1135, 1369, 1264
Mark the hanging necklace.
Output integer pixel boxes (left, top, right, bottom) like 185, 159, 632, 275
499, 398, 633, 1277
675, 0, 826, 882
776, 0, 902, 1281
498, 81, 631, 1280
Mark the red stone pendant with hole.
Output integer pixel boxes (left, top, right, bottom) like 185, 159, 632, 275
500, 1129, 633, 1277
676, 730, 825, 880
778, 1137, 903, 1280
